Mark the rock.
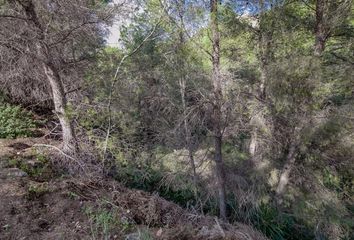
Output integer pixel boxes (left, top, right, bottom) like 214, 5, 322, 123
0, 168, 28, 179
125, 233, 140, 240
197, 225, 224, 239
125, 229, 154, 240
26, 160, 39, 167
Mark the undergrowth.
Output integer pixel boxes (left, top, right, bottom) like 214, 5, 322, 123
249, 204, 314, 240
7, 153, 54, 181
113, 164, 196, 207
84, 204, 137, 240
0, 103, 36, 139
111, 162, 318, 240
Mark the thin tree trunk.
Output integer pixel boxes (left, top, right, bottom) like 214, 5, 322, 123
249, 130, 257, 158
210, 0, 227, 220
214, 132, 227, 220
43, 61, 78, 154
249, 49, 268, 167
176, 0, 198, 193
275, 140, 297, 199
249, 1, 271, 168
275, 126, 301, 204
179, 79, 198, 191
314, 0, 327, 56
249, 113, 265, 168
258, 0, 268, 101
188, 146, 197, 188
275, 0, 328, 203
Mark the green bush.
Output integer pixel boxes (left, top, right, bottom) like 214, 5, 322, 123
113, 164, 196, 207
7, 153, 54, 181
250, 204, 314, 240
0, 104, 36, 138
84, 206, 121, 239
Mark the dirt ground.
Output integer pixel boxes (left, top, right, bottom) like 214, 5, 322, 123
0, 137, 92, 239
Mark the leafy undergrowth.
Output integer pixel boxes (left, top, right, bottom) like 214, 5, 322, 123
6, 153, 55, 182
0, 104, 38, 139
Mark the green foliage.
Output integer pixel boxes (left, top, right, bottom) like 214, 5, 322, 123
0, 91, 8, 103
67, 191, 80, 200
136, 228, 155, 240
223, 142, 249, 162
84, 204, 134, 239
7, 153, 53, 181
84, 206, 120, 240
251, 204, 313, 240
0, 104, 36, 139
27, 183, 50, 200
114, 163, 196, 207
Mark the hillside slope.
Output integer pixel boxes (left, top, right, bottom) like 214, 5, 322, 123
0, 137, 267, 240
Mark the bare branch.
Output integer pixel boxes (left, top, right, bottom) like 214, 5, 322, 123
102, 16, 163, 161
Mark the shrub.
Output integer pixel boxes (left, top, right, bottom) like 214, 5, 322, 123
7, 153, 54, 181
250, 204, 314, 240
27, 182, 50, 200
113, 164, 196, 207
84, 206, 123, 239
0, 104, 36, 138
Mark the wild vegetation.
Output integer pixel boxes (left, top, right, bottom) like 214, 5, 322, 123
0, 0, 353, 239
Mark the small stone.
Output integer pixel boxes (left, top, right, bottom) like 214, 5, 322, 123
156, 228, 163, 237
5, 168, 28, 178
26, 160, 38, 166
125, 233, 140, 240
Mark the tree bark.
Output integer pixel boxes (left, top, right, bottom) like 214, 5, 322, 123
275, 140, 297, 198
258, 0, 268, 101
249, 112, 265, 168
314, 0, 327, 56
275, 126, 301, 204
43, 61, 78, 154
210, 0, 227, 220
20, 0, 78, 155
249, 130, 257, 158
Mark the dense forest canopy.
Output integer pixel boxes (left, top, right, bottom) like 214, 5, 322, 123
0, 0, 353, 239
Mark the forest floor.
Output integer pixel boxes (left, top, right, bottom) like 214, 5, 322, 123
0, 132, 266, 240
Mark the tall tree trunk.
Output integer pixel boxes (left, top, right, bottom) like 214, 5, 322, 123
258, 0, 268, 100
210, 0, 227, 220
176, 0, 198, 192
314, 0, 327, 56
249, 80, 266, 168
249, 1, 271, 168
249, 54, 268, 168
21, 0, 78, 155
275, 0, 329, 202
